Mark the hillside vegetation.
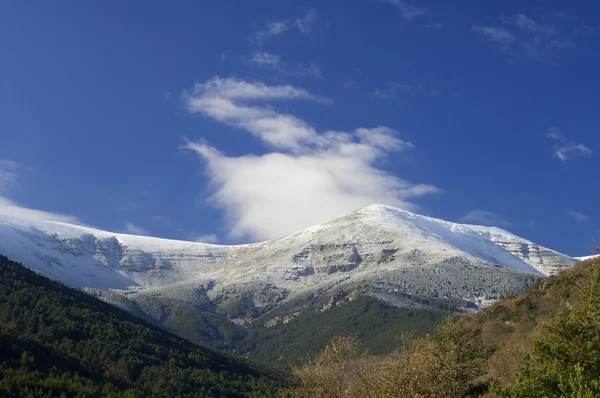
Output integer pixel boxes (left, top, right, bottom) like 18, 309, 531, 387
90, 279, 446, 368
287, 257, 600, 397
241, 295, 443, 367
0, 256, 288, 398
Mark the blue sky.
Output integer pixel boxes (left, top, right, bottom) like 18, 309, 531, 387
0, 0, 598, 256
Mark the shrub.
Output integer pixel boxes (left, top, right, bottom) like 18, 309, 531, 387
501, 264, 600, 397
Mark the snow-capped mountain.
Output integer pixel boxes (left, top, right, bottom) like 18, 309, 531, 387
575, 254, 600, 261
0, 204, 577, 333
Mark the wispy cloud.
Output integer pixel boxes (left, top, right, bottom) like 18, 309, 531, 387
0, 160, 81, 224
502, 13, 556, 34
471, 25, 515, 51
545, 126, 592, 162
0, 160, 22, 193
248, 51, 282, 68
546, 126, 564, 141
568, 210, 589, 223
123, 221, 148, 235
556, 144, 592, 162
195, 234, 219, 244
296, 9, 318, 34
0, 197, 81, 224
220, 50, 232, 61
381, 0, 427, 19
247, 51, 325, 79
254, 10, 318, 43
183, 77, 440, 241
184, 77, 331, 151
554, 12, 578, 22
255, 20, 291, 42
473, 13, 578, 61
548, 39, 574, 49
460, 210, 513, 227
371, 81, 441, 98
303, 64, 325, 79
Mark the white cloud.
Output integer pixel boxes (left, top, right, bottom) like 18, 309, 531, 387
296, 9, 318, 34
0, 160, 22, 193
472, 25, 515, 50
255, 20, 291, 42
303, 64, 324, 79
0, 197, 81, 224
184, 77, 330, 151
546, 126, 565, 141
248, 51, 282, 68
195, 234, 219, 244
246, 51, 325, 79
123, 221, 148, 235
0, 160, 81, 224
254, 10, 318, 43
546, 127, 592, 162
473, 14, 577, 61
568, 210, 589, 223
371, 82, 411, 98
502, 14, 556, 34
220, 50, 232, 61
556, 144, 592, 162
381, 0, 427, 19
184, 77, 440, 241
185, 76, 327, 104
460, 210, 513, 227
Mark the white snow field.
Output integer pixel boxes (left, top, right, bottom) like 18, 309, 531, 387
0, 204, 578, 317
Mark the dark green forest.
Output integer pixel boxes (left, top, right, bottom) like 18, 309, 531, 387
0, 255, 289, 398
241, 296, 442, 367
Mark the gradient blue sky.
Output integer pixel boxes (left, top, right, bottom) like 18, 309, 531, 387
0, 0, 597, 256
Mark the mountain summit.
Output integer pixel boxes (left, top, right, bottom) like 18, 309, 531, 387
0, 204, 577, 350
0, 204, 573, 289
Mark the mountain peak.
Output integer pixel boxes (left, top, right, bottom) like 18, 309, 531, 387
0, 205, 578, 315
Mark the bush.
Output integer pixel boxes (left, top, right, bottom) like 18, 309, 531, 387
501, 264, 600, 397
287, 316, 493, 397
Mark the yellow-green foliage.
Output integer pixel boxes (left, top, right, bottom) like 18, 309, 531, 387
287, 258, 600, 398
501, 264, 600, 397
286, 317, 492, 397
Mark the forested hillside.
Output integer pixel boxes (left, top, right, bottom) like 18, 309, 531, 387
241, 295, 442, 367
287, 257, 600, 397
0, 255, 288, 397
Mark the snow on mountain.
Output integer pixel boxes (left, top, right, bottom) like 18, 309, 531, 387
0, 215, 228, 289
575, 254, 600, 261
0, 204, 577, 320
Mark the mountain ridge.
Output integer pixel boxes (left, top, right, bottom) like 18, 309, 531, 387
0, 204, 578, 354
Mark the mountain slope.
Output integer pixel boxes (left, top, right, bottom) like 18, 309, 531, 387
287, 256, 600, 397
0, 255, 288, 397
0, 205, 577, 356
0, 204, 574, 287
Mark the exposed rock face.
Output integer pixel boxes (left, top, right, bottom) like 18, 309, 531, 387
0, 204, 577, 327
